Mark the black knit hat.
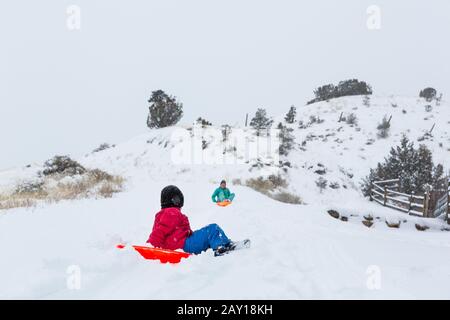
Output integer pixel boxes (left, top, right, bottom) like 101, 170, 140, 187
161, 185, 184, 209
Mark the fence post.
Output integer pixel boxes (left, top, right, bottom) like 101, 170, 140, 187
383, 185, 387, 206
429, 123, 435, 134
409, 191, 414, 214
447, 180, 450, 223
423, 190, 430, 218
447, 194, 450, 223
369, 181, 373, 201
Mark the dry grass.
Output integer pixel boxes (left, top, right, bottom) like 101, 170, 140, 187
54, 180, 91, 200
0, 169, 125, 211
242, 175, 302, 205
271, 192, 303, 204
0, 187, 47, 210
245, 175, 288, 194
245, 177, 274, 193
98, 179, 125, 198
0, 197, 37, 211
231, 178, 242, 186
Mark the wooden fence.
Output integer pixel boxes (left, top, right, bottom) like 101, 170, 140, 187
434, 193, 450, 218
369, 178, 450, 219
431, 179, 450, 218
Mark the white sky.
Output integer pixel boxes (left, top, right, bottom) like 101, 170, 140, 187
1, 0, 449, 169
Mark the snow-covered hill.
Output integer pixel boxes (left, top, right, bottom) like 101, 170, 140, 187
1, 95, 450, 299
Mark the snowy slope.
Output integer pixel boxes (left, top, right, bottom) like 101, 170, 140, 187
1, 180, 450, 299
1, 95, 450, 299
285, 95, 450, 204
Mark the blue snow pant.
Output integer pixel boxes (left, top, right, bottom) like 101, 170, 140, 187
218, 192, 235, 202
183, 224, 231, 254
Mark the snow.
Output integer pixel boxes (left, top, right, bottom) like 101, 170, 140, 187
0, 95, 450, 299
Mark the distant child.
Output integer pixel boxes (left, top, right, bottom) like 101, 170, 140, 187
147, 185, 239, 256
211, 180, 235, 203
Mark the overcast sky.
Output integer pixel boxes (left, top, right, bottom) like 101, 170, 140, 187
1, 0, 449, 169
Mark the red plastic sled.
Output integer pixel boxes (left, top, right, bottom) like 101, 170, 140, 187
217, 201, 232, 207
117, 244, 190, 264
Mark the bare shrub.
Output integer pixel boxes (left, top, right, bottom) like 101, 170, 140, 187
15, 180, 46, 195
346, 113, 358, 125
377, 115, 391, 139
315, 177, 328, 193
363, 95, 370, 107
42, 156, 86, 176
221, 125, 232, 142
196, 117, 212, 127
419, 87, 437, 102
329, 182, 340, 189
93, 143, 113, 153
309, 115, 324, 125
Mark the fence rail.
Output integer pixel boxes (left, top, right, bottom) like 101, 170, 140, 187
369, 178, 450, 219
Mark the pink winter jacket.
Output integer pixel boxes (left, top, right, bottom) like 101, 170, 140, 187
147, 207, 193, 250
